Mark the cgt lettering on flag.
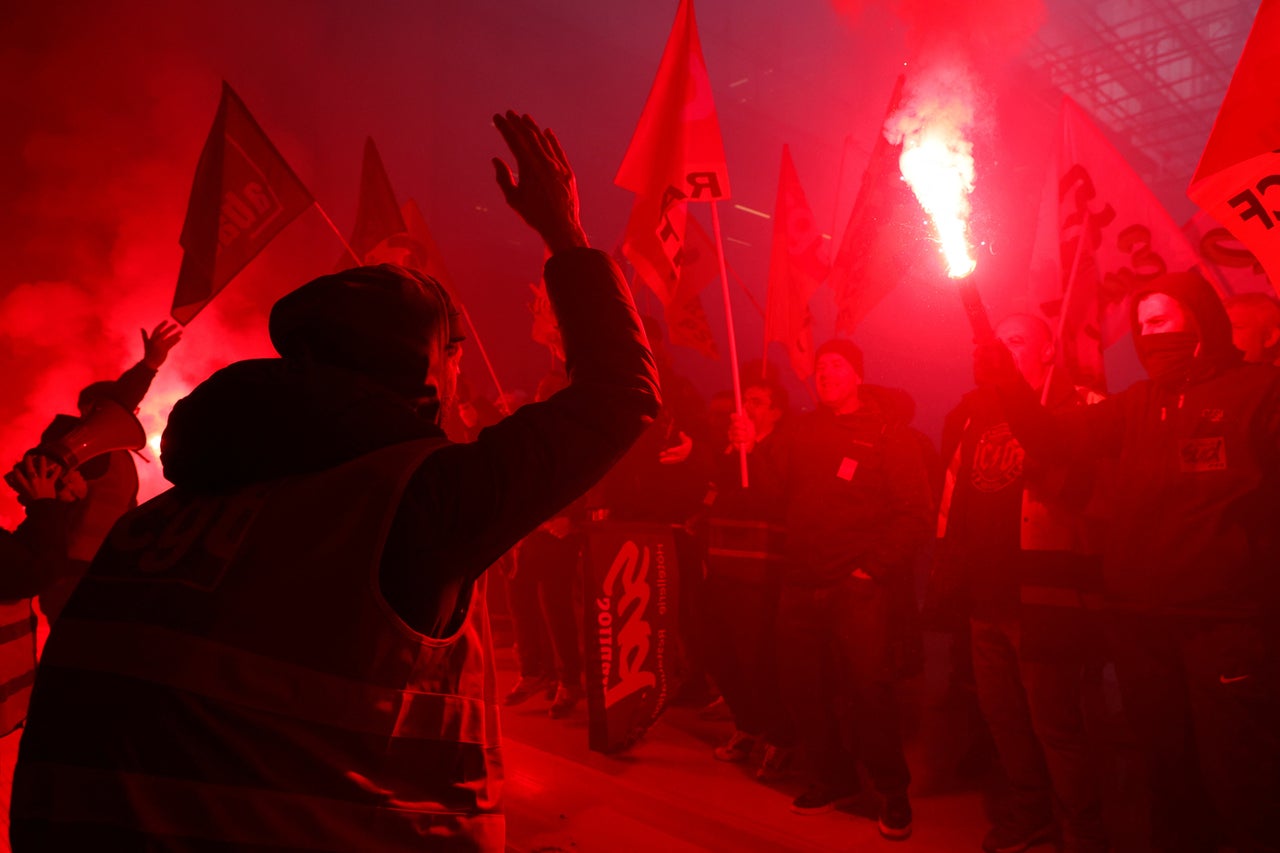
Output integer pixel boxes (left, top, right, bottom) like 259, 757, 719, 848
172, 82, 313, 325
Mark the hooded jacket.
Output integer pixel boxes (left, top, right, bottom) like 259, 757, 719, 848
1002, 272, 1280, 615
11, 248, 661, 851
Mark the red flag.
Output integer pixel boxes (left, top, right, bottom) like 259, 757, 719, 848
1184, 208, 1270, 297
342, 137, 408, 265
1188, 0, 1280, 295
764, 145, 828, 379
172, 82, 313, 325
400, 199, 460, 298
615, 0, 730, 307
1029, 97, 1209, 390
828, 76, 929, 335
665, 216, 720, 359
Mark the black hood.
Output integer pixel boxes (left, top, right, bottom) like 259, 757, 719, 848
1130, 270, 1243, 374
160, 358, 445, 493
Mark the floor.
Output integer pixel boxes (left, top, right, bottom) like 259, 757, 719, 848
495, 639, 1116, 853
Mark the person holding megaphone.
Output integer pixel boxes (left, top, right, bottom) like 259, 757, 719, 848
19, 319, 181, 623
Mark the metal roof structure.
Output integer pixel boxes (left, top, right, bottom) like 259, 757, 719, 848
1028, 0, 1259, 217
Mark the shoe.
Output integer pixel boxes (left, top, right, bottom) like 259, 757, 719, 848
548, 683, 583, 719
878, 794, 913, 841
713, 730, 756, 763
982, 818, 1058, 853
697, 696, 733, 721
790, 783, 857, 815
503, 674, 555, 707
754, 744, 794, 782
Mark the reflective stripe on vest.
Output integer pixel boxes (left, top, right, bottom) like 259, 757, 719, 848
14, 437, 503, 850
0, 599, 36, 735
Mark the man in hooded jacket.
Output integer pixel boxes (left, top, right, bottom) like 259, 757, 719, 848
980, 271, 1280, 853
9, 112, 660, 852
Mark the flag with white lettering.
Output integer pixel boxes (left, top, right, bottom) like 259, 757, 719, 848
1183, 208, 1270, 297
172, 82, 313, 325
1188, 0, 1280, 296
1028, 97, 1207, 390
665, 216, 720, 359
765, 145, 828, 378
615, 0, 730, 308
583, 523, 680, 755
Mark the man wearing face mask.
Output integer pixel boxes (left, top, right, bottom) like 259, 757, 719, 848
10, 112, 660, 852
978, 271, 1280, 853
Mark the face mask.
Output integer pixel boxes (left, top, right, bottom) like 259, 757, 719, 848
1135, 331, 1199, 386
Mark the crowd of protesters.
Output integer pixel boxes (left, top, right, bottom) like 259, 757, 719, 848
473, 279, 1280, 853
4, 108, 1280, 853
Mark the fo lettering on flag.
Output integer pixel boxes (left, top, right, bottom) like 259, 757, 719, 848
1189, 0, 1280, 297
1028, 97, 1208, 391
615, 0, 729, 356
172, 82, 313, 325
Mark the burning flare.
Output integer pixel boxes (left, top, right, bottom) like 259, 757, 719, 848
885, 67, 978, 279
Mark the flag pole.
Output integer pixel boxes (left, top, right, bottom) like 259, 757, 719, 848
1043, 214, 1090, 405
314, 201, 509, 413
311, 202, 362, 266
710, 201, 748, 488
460, 304, 509, 414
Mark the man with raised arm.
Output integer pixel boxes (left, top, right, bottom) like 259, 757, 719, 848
11, 112, 660, 852
978, 271, 1280, 853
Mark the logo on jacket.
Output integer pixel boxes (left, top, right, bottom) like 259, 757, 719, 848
1179, 437, 1227, 472
970, 423, 1025, 492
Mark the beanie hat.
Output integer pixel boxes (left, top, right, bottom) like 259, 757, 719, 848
814, 338, 864, 378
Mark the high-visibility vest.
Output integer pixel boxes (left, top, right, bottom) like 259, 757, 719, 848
12, 437, 505, 851
0, 598, 37, 736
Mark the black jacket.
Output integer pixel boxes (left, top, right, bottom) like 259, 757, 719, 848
159, 248, 661, 637
1002, 274, 1280, 615
768, 391, 933, 587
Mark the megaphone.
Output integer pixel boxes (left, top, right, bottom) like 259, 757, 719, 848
36, 399, 147, 472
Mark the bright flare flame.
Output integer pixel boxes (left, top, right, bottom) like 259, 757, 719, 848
885, 65, 978, 279
148, 434, 162, 456
899, 133, 976, 278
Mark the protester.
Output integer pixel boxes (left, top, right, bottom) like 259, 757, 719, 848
936, 314, 1108, 853
0, 457, 88, 848
704, 374, 795, 781
1225, 291, 1280, 366
9, 111, 660, 852
31, 320, 181, 622
731, 338, 932, 841
981, 271, 1280, 853
502, 369, 588, 719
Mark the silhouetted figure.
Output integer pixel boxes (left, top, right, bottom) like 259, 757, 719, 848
10, 111, 659, 852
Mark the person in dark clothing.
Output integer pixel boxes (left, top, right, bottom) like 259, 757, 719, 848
1225, 291, 1280, 366
704, 375, 795, 780
0, 456, 87, 845
981, 271, 1280, 853
938, 314, 1107, 853
11, 111, 660, 852
31, 320, 181, 622
731, 338, 932, 841
502, 369, 588, 719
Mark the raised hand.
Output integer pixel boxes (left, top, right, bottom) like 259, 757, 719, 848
142, 320, 183, 370
492, 111, 588, 254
